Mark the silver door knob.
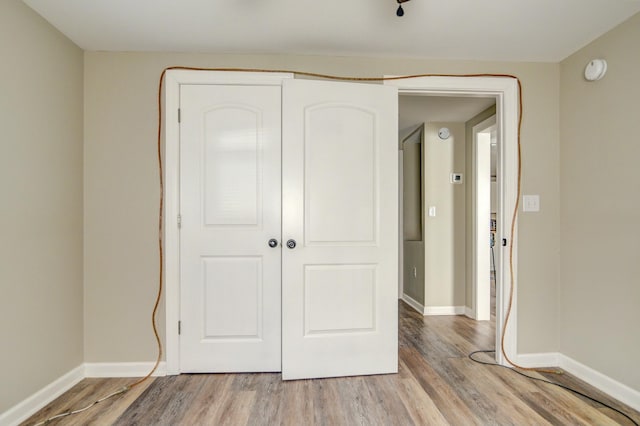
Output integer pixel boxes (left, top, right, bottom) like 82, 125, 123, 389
286, 239, 296, 249
268, 238, 278, 248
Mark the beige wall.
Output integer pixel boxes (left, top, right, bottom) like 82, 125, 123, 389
560, 12, 640, 391
403, 241, 425, 304
0, 1, 84, 413
83, 52, 560, 361
423, 123, 466, 307
402, 129, 425, 304
3, 1, 638, 410
403, 134, 423, 242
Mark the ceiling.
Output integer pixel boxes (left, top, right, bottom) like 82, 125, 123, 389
23, 0, 640, 62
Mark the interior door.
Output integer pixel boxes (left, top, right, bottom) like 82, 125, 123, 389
281, 79, 399, 380
179, 84, 282, 372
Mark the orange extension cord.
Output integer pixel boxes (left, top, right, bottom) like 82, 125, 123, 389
32, 67, 549, 426
156, 66, 544, 372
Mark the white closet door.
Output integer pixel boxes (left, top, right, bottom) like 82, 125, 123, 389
179, 84, 282, 372
281, 79, 399, 380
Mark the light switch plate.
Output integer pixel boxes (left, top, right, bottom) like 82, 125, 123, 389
523, 195, 540, 212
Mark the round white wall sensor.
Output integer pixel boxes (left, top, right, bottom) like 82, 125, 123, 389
438, 127, 450, 140
584, 59, 607, 81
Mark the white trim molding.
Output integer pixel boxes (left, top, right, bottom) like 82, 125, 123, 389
471, 115, 496, 322
0, 365, 84, 426
516, 352, 640, 412
515, 352, 561, 368
464, 306, 476, 319
84, 362, 167, 378
0, 363, 167, 426
424, 306, 466, 316
559, 354, 640, 412
402, 295, 466, 316
385, 75, 520, 367
401, 294, 426, 314
3, 355, 638, 425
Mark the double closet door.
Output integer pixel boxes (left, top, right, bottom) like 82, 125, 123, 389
178, 72, 398, 380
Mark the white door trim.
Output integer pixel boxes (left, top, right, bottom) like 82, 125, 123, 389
398, 151, 403, 299
384, 76, 519, 366
164, 70, 293, 375
165, 72, 518, 372
472, 115, 496, 322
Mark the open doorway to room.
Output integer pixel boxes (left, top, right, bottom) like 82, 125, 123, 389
397, 92, 499, 346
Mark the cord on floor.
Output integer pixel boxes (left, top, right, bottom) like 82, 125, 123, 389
31, 387, 130, 426
468, 350, 638, 426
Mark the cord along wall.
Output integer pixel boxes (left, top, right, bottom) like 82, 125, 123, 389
82, 52, 561, 362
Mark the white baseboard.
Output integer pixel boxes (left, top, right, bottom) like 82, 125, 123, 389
5, 354, 637, 426
0, 365, 84, 426
559, 354, 640, 412
464, 306, 475, 319
0, 362, 167, 426
424, 306, 466, 316
515, 352, 561, 368
84, 362, 167, 378
401, 294, 426, 314
401, 295, 466, 316
515, 352, 640, 412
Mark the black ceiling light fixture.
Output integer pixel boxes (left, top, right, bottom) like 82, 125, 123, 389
396, 0, 411, 16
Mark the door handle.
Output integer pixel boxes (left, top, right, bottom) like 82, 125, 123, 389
268, 238, 279, 248
286, 239, 297, 249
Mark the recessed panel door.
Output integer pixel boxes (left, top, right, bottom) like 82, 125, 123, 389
179, 84, 282, 372
281, 79, 399, 380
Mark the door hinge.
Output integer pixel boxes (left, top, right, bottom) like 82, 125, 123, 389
177, 214, 182, 228
502, 238, 508, 247
178, 108, 181, 123
178, 320, 181, 335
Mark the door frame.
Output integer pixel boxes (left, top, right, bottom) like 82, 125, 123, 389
163, 70, 293, 374
164, 72, 518, 372
472, 115, 496, 322
385, 76, 518, 366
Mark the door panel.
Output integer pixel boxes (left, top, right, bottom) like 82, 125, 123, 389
180, 84, 282, 372
305, 105, 376, 244
202, 106, 262, 226
282, 79, 399, 380
304, 264, 377, 334
202, 256, 262, 338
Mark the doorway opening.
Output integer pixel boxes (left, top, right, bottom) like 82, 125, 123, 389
398, 95, 496, 325
388, 76, 519, 366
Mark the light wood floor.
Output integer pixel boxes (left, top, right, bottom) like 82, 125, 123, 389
24, 301, 639, 425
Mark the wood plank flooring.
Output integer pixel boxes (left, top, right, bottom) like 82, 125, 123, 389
23, 301, 640, 425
